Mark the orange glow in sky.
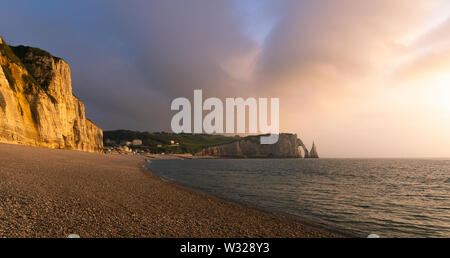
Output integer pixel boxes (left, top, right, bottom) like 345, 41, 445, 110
242, 1, 450, 157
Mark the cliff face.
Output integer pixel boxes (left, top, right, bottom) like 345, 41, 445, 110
197, 133, 316, 158
0, 36, 103, 152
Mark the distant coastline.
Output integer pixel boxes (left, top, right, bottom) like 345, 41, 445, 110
103, 130, 320, 159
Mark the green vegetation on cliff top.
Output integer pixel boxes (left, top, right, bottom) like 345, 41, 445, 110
11, 45, 59, 60
11, 45, 60, 92
104, 130, 242, 153
0, 38, 58, 103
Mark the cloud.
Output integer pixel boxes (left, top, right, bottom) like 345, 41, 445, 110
255, 0, 437, 87
393, 18, 450, 82
414, 18, 450, 49
0, 0, 257, 131
103, 0, 257, 97
393, 48, 450, 82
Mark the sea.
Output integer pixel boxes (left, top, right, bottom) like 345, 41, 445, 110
145, 158, 450, 238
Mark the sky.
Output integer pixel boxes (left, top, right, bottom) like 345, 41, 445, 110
1, 0, 449, 157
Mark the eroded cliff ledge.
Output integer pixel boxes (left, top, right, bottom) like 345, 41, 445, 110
0, 36, 102, 152
197, 133, 318, 158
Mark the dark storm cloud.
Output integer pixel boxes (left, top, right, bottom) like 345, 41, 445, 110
104, 0, 256, 96
0, 0, 256, 131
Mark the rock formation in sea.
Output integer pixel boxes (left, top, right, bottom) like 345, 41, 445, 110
0, 35, 103, 152
309, 141, 319, 158
196, 133, 317, 158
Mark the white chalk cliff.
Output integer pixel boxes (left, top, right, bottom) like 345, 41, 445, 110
197, 133, 318, 158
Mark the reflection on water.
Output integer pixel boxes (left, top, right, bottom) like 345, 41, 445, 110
146, 159, 450, 237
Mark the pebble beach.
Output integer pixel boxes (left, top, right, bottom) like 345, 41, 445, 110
0, 143, 340, 238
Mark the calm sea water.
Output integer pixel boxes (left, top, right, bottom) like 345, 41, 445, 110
145, 159, 450, 237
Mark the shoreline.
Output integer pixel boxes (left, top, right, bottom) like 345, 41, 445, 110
142, 166, 346, 238
0, 143, 344, 238
144, 157, 355, 238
